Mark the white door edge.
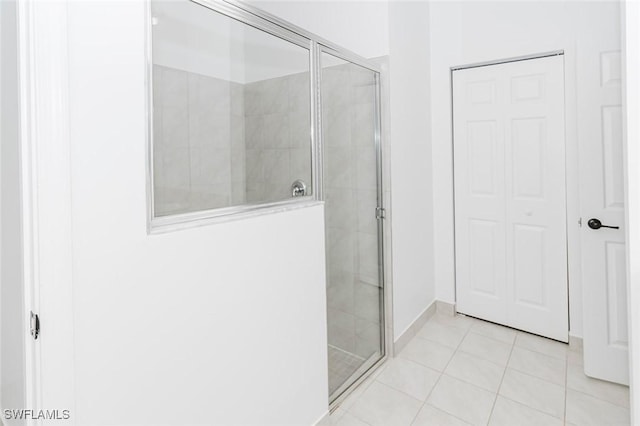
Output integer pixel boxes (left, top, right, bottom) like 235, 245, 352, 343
623, 0, 640, 421
16, 0, 76, 421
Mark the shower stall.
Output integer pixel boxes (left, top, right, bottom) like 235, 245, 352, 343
150, 0, 387, 404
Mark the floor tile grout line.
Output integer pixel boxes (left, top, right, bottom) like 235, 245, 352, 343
411, 334, 465, 351
564, 365, 631, 409
371, 373, 431, 404
513, 333, 569, 360
411, 314, 482, 425
454, 347, 511, 369
409, 313, 477, 426
486, 335, 516, 425
504, 361, 567, 388
353, 380, 424, 424
465, 328, 517, 346
568, 387, 632, 410
496, 394, 566, 423
341, 312, 627, 425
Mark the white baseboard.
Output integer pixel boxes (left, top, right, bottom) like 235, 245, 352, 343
393, 300, 437, 356
569, 334, 583, 352
314, 410, 331, 426
436, 300, 456, 316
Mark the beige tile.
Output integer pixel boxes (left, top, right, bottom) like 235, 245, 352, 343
508, 347, 566, 386
488, 396, 563, 426
498, 368, 565, 419
336, 372, 375, 412
288, 71, 310, 114
161, 67, 188, 109
325, 146, 355, 188
353, 281, 381, 324
245, 116, 264, 149
399, 336, 456, 372
262, 149, 290, 185
290, 148, 311, 184
263, 113, 290, 149
351, 104, 376, 147
376, 357, 440, 401
458, 332, 513, 366
567, 362, 630, 408
470, 320, 517, 344
261, 76, 289, 115
162, 105, 189, 149
514, 332, 568, 360
416, 321, 468, 349
323, 106, 352, 148
566, 389, 630, 426
322, 65, 353, 108
567, 349, 584, 366
355, 318, 382, 359
289, 111, 311, 149
330, 408, 348, 422
355, 147, 377, 190
427, 375, 496, 425
331, 411, 371, 426
444, 351, 505, 392
349, 382, 422, 426
411, 404, 470, 426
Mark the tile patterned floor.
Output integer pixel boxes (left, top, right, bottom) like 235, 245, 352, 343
323, 313, 630, 426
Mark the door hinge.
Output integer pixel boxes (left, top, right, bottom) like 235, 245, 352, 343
578, 217, 582, 227
30, 311, 40, 340
376, 207, 386, 220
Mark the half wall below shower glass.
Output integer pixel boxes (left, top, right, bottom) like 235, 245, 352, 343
322, 53, 384, 400
150, 0, 312, 217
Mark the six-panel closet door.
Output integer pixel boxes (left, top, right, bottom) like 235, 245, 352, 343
453, 55, 569, 342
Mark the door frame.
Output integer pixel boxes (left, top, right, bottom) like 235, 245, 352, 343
623, 1, 640, 422
15, 0, 77, 422
450, 50, 578, 342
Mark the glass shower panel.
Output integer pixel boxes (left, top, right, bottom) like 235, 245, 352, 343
150, 0, 312, 218
321, 53, 383, 400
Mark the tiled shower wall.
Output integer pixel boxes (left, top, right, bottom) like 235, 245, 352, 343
244, 72, 311, 203
323, 62, 381, 362
153, 65, 246, 216
153, 65, 311, 215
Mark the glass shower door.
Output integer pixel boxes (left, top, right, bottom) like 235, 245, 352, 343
321, 51, 384, 402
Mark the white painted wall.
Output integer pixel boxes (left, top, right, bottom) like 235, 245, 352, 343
388, 1, 435, 339
246, 0, 389, 59
430, 1, 622, 338
1, 0, 26, 416
63, 2, 327, 424
623, 0, 640, 421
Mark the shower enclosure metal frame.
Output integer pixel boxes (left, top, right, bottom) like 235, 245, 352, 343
144, 0, 390, 408
317, 44, 388, 406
